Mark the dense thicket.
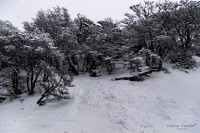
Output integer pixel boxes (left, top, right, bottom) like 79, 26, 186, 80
0, 0, 200, 104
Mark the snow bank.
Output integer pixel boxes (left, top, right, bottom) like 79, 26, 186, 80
0, 66, 200, 133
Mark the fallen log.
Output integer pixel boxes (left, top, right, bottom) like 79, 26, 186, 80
112, 69, 161, 81
0, 95, 7, 102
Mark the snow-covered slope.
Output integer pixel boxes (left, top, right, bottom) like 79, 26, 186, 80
0, 66, 200, 133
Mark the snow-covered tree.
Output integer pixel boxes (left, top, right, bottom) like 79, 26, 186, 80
0, 20, 24, 96
23, 7, 77, 52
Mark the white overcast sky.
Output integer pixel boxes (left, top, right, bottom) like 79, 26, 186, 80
0, 0, 161, 30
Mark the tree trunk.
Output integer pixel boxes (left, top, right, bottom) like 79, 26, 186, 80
12, 67, 22, 95
184, 28, 191, 51
67, 57, 79, 75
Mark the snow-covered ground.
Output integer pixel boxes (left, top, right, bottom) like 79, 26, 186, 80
1, 64, 200, 133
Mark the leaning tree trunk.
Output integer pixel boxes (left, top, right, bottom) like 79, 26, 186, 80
67, 57, 79, 75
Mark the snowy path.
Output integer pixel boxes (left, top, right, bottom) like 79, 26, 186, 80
1, 67, 200, 133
